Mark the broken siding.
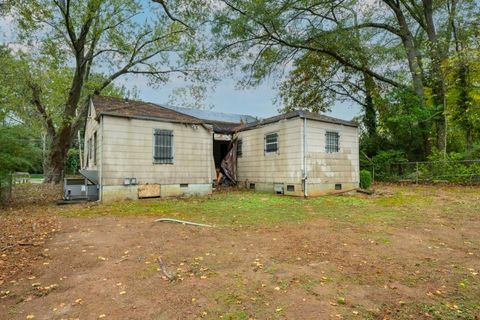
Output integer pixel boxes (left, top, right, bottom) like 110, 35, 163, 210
306, 119, 359, 185
101, 116, 213, 186
83, 101, 101, 171
236, 118, 303, 184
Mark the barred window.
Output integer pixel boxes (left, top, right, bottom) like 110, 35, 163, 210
237, 139, 243, 157
88, 137, 92, 162
93, 132, 97, 165
325, 131, 339, 153
265, 133, 278, 153
153, 129, 174, 164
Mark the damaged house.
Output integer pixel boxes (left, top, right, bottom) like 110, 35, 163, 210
79, 96, 359, 202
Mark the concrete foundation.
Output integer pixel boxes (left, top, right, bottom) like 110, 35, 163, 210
101, 183, 212, 202
239, 181, 358, 197
306, 182, 358, 196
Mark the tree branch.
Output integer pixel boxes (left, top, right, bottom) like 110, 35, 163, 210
28, 81, 56, 137
151, 0, 192, 30
222, 0, 404, 88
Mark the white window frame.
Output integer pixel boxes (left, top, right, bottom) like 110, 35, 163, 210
264, 132, 279, 154
325, 131, 340, 153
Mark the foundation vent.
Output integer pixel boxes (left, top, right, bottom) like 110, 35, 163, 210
274, 183, 284, 195
335, 183, 342, 190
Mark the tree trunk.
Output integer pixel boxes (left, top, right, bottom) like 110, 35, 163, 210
43, 126, 72, 184
363, 72, 377, 139
422, 0, 448, 153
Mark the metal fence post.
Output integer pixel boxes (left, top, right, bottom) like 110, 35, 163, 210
415, 162, 419, 184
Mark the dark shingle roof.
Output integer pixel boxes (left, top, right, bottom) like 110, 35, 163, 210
242, 110, 358, 130
92, 96, 202, 124
92, 96, 357, 133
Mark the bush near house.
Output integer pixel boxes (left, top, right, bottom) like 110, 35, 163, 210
360, 170, 372, 189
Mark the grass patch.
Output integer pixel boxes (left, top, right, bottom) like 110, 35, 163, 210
59, 190, 439, 226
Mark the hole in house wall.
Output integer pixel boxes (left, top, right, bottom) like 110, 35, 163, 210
335, 184, 342, 190
180, 184, 189, 188
249, 183, 255, 190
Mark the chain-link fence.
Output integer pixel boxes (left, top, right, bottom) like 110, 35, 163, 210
368, 160, 480, 184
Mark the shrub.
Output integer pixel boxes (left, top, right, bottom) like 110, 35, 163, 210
360, 170, 373, 189
371, 150, 407, 181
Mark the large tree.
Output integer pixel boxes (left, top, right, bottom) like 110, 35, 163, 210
212, 0, 479, 156
4, 0, 206, 183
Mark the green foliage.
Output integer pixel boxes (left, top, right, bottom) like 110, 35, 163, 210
360, 170, 372, 189
65, 149, 80, 175
3, 0, 211, 182
368, 150, 407, 181
278, 53, 340, 113
0, 125, 42, 180
377, 88, 435, 160
212, 0, 480, 165
421, 150, 480, 184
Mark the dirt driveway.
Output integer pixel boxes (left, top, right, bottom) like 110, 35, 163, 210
1, 185, 479, 319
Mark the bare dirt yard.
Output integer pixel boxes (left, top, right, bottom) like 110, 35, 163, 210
1, 184, 479, 320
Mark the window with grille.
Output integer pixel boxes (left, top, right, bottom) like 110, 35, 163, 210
265, 133, 278, 153
88, 137, 92, 164
325, 131, 339, 153
153, 129, 174, 164
86, 138, 90, 167
237, 139, 243, 157
93, 132, 97, 165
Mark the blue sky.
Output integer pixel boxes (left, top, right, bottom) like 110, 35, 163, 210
128, 74, 361, 120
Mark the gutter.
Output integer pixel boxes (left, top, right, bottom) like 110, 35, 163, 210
303, 116, 308, 198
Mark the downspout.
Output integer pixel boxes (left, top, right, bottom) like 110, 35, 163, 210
99, 114, 104, 202
303, 116, 308, 198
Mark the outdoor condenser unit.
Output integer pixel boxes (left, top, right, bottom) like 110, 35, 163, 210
64, 178, 99, 201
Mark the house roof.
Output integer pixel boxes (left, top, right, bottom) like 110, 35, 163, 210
92, 96, 357, 134
165, 105, 257, 124
92, 96, 203, 124
242, 110, 358, 130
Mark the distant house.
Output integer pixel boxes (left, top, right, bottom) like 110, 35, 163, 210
82, 96, 359, 202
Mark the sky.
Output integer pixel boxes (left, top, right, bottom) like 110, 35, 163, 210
0, 12, 361, 122
124, 74, 361, 120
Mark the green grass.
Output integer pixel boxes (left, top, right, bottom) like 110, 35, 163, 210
59, 190, 436, 226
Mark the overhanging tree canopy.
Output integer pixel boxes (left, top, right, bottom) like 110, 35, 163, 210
5, 0, 208, 183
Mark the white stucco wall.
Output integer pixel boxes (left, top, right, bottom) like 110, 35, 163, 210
305, 119, 359, 195
98, 115, 213, 201
235, 117, 359, 196
235, 118, 304, 195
